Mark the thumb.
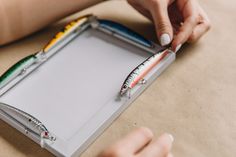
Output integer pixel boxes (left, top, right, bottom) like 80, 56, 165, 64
150, 1, 173, 46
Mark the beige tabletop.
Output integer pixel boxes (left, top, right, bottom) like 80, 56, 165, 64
0, 0, 236, 157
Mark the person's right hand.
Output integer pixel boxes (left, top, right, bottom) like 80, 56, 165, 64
127, 0, 211, 52
99, 127, 174, 157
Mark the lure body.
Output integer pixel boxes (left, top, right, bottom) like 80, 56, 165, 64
120, 50, 170, 96
0, 103, 55, 147
43, 15, 92, 53
99, 20, 153, 48
0, 103, 48, 134
0, 55, 37, 89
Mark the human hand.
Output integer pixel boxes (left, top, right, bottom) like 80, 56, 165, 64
127, 0, 211, 52
99, 127, 174, 157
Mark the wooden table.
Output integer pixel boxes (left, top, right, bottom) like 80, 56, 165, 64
0, 0, 235, 157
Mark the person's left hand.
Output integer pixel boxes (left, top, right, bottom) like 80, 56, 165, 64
98, 127, 174, 157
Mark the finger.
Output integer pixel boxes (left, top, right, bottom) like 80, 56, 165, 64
137, 133, 174, 157
188, 19, 211, 43
166, 152, 174, 157
108, 127, 154, 155
117, 127, 153, 154
171, 15, 199, 52
187, 7, 211, 43
148, 0, 173, 46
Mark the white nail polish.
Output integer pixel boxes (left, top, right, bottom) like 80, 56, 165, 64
175, 44, 182, 53
168, 134, 174, 142
160, 33, 171, 46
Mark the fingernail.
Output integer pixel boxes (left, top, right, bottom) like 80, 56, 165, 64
168, 134, 174, 142
160, 33, 171, 46
175, 44, 182, 53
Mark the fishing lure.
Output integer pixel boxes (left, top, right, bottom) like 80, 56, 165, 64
0, 54, 38, 89
0, 103, 56, 147
43, 14, 92, 53
120, 49, 170, 96
98, 19, 153, 48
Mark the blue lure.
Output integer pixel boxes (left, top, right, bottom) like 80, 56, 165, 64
99, 20, 153, 48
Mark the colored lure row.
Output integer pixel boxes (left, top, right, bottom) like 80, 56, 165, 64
0, 14, 168, 97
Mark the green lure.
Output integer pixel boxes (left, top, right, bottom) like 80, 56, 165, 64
0, 54, 37, 89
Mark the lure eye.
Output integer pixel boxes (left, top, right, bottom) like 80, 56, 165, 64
122, 85, 128, 90
120, 85, 128, 95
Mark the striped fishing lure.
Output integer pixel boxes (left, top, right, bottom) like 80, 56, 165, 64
120, 49, 170, 96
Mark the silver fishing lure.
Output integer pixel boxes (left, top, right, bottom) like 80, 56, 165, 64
120, 49, 170, 96
0, 103, 56, 147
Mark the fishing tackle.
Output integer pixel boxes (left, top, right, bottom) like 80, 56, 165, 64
98, 19, 153, 48
0, 15, 92, 91
43, 14, 92, 53
120, 49, 170, 97
0, 54, 38, 89
0, 14, 170, 100
0, 103, 56, 148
